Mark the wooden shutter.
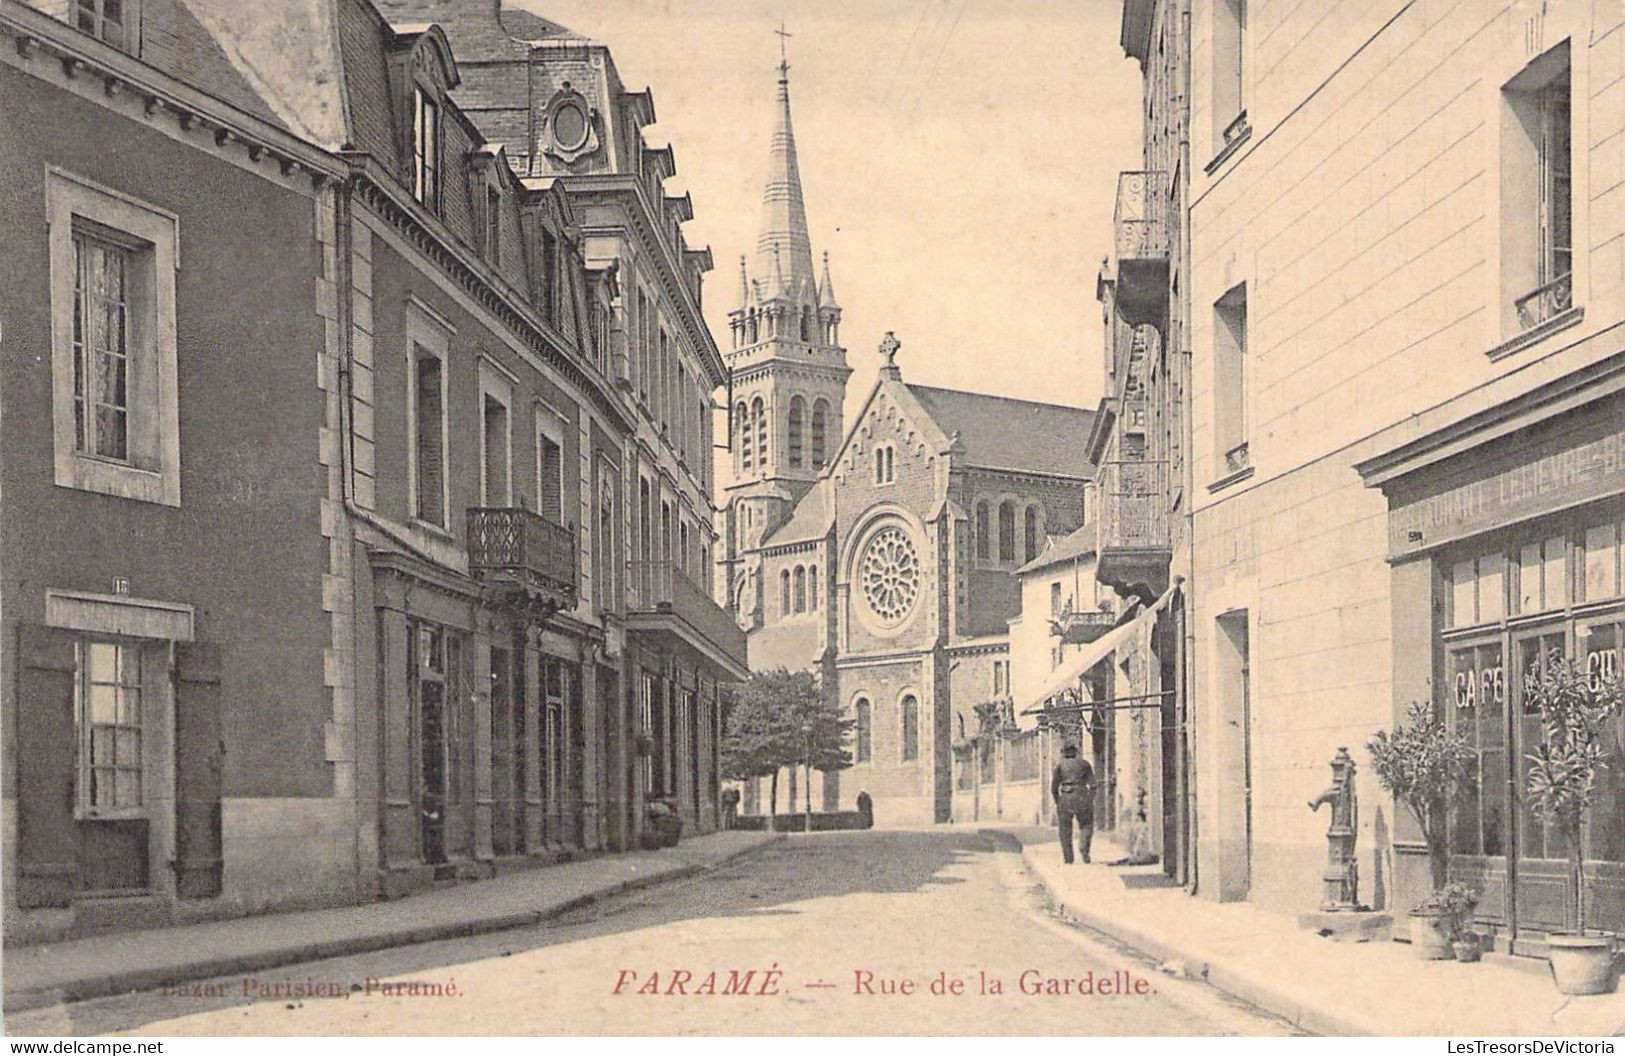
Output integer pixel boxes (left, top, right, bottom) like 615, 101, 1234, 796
173, 642, 224, 898
16, 624, 78, 908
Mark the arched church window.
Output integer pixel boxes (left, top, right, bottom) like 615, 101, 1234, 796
900, 694, 919, 762
752, 396, 767, 470
886, 447, 895, 482
811, 400, 830, 469
780, 569, 791, 617
788, 396, 805, 468
808, 565, 819, 610
1024, 506, 1041, 564
794, 566, 806, 613
855, 698, 872, 763
736, 402, 751, 472
975, 501, 991, 561
874, 447, 885, 483
998, 501, 1016, 564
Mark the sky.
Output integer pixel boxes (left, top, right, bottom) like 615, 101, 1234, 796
516, 0, 1145, 418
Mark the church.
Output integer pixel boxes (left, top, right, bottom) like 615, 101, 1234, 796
719, 59, 1096, 825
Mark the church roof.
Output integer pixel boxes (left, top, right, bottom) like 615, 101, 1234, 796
761, 481, 832, 548
746, 59, 819, 306
905, 385, 1096, 478
1016, 522, 1098, 576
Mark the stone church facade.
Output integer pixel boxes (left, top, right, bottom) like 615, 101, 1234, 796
718, 62, 1095, 824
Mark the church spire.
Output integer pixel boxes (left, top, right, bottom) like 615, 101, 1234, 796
755, 30, 816, 301
819, 250, 839, 309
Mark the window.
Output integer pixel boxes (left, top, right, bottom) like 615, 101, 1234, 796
1024, 506, 1041, 563
73, 0, 133, 51
998, 501, 1016, 564
976, 501, 991, 562
412, 87, 441, 211
539, 229, 558, 321
808, 565, 819, 610
736, 401, 752, 473
811, 400, 830, 470
794, 566, 807, 613
536, 407, 564, 522
788, 396, 805, 468
855, 698, 872, 763
637, 292, 652, 404
597, 467, 617, 608
873, 444, 896, 484
1214, 283, 1249, 477
484, 186, 501, 266
76, 640, 143, 816
780, 569, 791, 617
874, 447, 885, 483
1212, 0, 1247, 151
1051, 582, 1064, 619
411, 344, 447, 528
481, 393, 510, 506
1502, 45, 1574, 334
49, 170, 180, 506
753, 397, 768, 470
992, 661, 1007, 697
900, 694, 919, 762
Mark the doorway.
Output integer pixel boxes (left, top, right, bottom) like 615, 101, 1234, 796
1216, 609, 1252, 900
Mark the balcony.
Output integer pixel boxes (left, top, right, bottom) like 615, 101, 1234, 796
626, 561, 749, 681
466, 507, 578, 617
1514, 272, 1573, 331
1113, 170, 1169, 329
1096, 459, 1172, 603
1050, 602, 1117, 645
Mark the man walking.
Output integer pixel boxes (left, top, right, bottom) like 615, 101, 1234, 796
1051, 742, 1095, 864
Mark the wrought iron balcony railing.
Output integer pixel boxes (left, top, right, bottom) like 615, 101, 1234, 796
626, 560, 747, 669
1114, 170, 1169, 263
1099, 458, 1171, 553
1050, 602, 1117, 645
467, 507, 578, 607
1514, 271, 1573, 331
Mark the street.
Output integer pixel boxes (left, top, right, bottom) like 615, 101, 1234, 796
14, 831, 1297, 1037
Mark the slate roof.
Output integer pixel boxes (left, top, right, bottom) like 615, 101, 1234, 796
905, 384, 1095, 478
1016, 522, 1097, 576
761, 483, 831, 548
371, 0, 582, 61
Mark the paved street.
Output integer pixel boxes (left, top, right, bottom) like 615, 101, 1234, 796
13, 831, 1295, 1037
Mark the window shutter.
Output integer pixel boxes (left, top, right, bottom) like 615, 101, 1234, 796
173, 642, 224, 898
16, 624, 78, 908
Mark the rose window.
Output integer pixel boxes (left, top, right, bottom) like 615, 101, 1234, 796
860, 526, 920, 625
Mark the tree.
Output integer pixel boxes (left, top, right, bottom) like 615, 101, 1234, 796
721, 668, 854, 823
1367, 701, 1476, 890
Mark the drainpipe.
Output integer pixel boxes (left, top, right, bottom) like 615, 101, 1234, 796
1177, 0, 1199, 896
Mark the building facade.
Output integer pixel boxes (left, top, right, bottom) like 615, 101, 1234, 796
1127, 0, 1625, 951
1, 0, 743, 941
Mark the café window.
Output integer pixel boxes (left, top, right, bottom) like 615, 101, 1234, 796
1439, 504, 1625, 881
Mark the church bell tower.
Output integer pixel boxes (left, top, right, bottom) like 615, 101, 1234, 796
720, 40, 850, 619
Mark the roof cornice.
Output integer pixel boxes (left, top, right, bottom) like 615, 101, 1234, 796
342, 153, 635, 434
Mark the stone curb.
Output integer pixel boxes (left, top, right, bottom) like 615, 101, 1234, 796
979, 828, 1371, 1037
5, 835, 784, 1014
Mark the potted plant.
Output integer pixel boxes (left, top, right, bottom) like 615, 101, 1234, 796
1368, 701, 1476, 959
1420, 882, 1481, 962
643, 798, 683, 849
1522, 652, 1623, 995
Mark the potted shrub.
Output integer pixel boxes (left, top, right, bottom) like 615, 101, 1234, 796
1523, 652, 1623, 995
1368, 701, 1476, 959
1423, 882, 1481, 962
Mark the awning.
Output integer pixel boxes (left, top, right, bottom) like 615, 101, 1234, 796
1018, 581, 1180, 716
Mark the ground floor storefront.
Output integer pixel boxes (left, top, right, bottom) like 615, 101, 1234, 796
1361, 381, 1625, 950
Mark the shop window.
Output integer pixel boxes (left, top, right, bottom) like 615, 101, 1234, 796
1583, 521, 1624, 603
1514, 535, 1568, 615
49, 170, 180, 507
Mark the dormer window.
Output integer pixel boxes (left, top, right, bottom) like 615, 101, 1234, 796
483, 185, 501, 266
412, 87, 441, 212
552, 99, 589, 153
541, 85, 599, 165
74, 0, 135, 52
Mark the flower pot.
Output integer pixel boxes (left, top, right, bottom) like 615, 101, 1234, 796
1452, 934, 1482, 963
1546, 934, 1617, 995
1408, 910, 1454, 960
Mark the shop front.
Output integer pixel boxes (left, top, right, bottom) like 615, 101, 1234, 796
1360, 379, 1625, 953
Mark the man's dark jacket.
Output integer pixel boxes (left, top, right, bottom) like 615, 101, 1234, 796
1052, 756, 1095, 818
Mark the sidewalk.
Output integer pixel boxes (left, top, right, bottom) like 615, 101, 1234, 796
986, 825, 1625, 1037
3, 830, 779, 1015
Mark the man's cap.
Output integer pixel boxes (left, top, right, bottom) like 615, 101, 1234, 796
1061, 742, 1080, 754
